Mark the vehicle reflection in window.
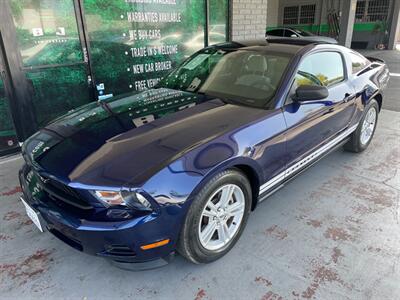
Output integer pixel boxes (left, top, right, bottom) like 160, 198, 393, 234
23, 39, 82, 66
11, 0, 82, 67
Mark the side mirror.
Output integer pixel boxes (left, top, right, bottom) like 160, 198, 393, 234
293, 85, 329, 102
290, 34, 298, 38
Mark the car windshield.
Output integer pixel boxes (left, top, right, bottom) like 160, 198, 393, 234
157, 48, 291, 108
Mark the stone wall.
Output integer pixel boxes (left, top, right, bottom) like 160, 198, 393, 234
231, 0, 268, 40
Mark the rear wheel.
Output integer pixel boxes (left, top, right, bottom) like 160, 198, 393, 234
344, 99, 379, 153
177, 169, 252, 264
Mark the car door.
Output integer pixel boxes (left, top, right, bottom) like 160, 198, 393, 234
282, 50, 356, 171
266, 29, 284, 37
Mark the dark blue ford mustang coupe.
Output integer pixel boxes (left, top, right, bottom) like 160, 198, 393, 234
19, 40, 389, 269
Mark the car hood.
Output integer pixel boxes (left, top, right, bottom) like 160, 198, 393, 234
23, 88, 267, 188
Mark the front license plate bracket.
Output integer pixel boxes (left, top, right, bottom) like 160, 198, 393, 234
20, 197, 44, 232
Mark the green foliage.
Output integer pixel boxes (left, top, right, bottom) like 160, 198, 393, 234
10, 0, 24, 21
373, 20, 388, 33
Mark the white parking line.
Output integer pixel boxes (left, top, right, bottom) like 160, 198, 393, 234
390, 73, 400, 77
0, 155, 22, 165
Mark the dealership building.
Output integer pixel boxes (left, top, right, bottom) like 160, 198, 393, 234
0, 0, 399, 156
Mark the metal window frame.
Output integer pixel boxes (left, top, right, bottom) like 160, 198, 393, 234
283, 5, 300, 25
205, 0, 210, 47
355, 0, 392, 23
281, 1, 318, 26
299, 4, 316, 24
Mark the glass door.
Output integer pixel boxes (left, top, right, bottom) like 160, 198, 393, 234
0, 51, 18, 155
82, 0, 207, 98
209, 0, 229, 45
10, 0, 94, 127
0, 0, 232, 152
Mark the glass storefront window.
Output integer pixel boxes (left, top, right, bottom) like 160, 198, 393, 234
10, 0, 92, 128
83, 0, 206, 98
26, 64, 91, 126
11, 0, 83, 67
0, 78, 18, 153
209, 0, 228, 45
2, 0, 230, 151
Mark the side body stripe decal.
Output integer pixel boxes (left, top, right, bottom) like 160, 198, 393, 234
258, 123, 359, 197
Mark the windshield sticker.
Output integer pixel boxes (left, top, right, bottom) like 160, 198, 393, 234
186, 77, 202, 91
96, 83, 105, 91
132, 114, 155, 127
183, 54, 210, 70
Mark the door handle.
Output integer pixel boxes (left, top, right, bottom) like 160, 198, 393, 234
343, 93, 355, 103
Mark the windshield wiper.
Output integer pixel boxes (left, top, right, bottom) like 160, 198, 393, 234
196, 91, 261, 108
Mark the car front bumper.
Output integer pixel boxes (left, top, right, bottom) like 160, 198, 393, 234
18, 164, 178, 270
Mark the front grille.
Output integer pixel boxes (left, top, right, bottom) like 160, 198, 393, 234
46, 178, 81, 200
37, 175, 93, 211
49, 228, 83, 251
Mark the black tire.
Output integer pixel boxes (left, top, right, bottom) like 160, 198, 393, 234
344, 99, 379, 153
177, 169, 252, 264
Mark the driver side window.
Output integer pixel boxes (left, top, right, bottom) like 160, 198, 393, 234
284, 29, 297, 37
297, 52, 345, 87
287, 51, 344, 104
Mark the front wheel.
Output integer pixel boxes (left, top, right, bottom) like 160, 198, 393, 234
344, 99, 379, 153
177, 169, 252, 264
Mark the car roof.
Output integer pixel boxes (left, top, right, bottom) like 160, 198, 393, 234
211, 40, 304, 55
212, 39, 344, 56
207, 40, 350, 64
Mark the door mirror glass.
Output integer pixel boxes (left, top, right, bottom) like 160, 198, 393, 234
293, 85, 329, 102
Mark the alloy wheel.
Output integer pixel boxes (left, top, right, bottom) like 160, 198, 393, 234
198, 184, 245, 251
360, 106, 377, 145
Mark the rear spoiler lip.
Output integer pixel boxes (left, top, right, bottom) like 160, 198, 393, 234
365, 56, 385, 64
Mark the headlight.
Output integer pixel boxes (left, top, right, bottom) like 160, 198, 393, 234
90, 190, 152, 211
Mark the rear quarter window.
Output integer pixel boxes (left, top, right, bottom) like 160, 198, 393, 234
349, 52, 370, 74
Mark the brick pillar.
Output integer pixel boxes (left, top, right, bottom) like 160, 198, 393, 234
231, 0, 268, 41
